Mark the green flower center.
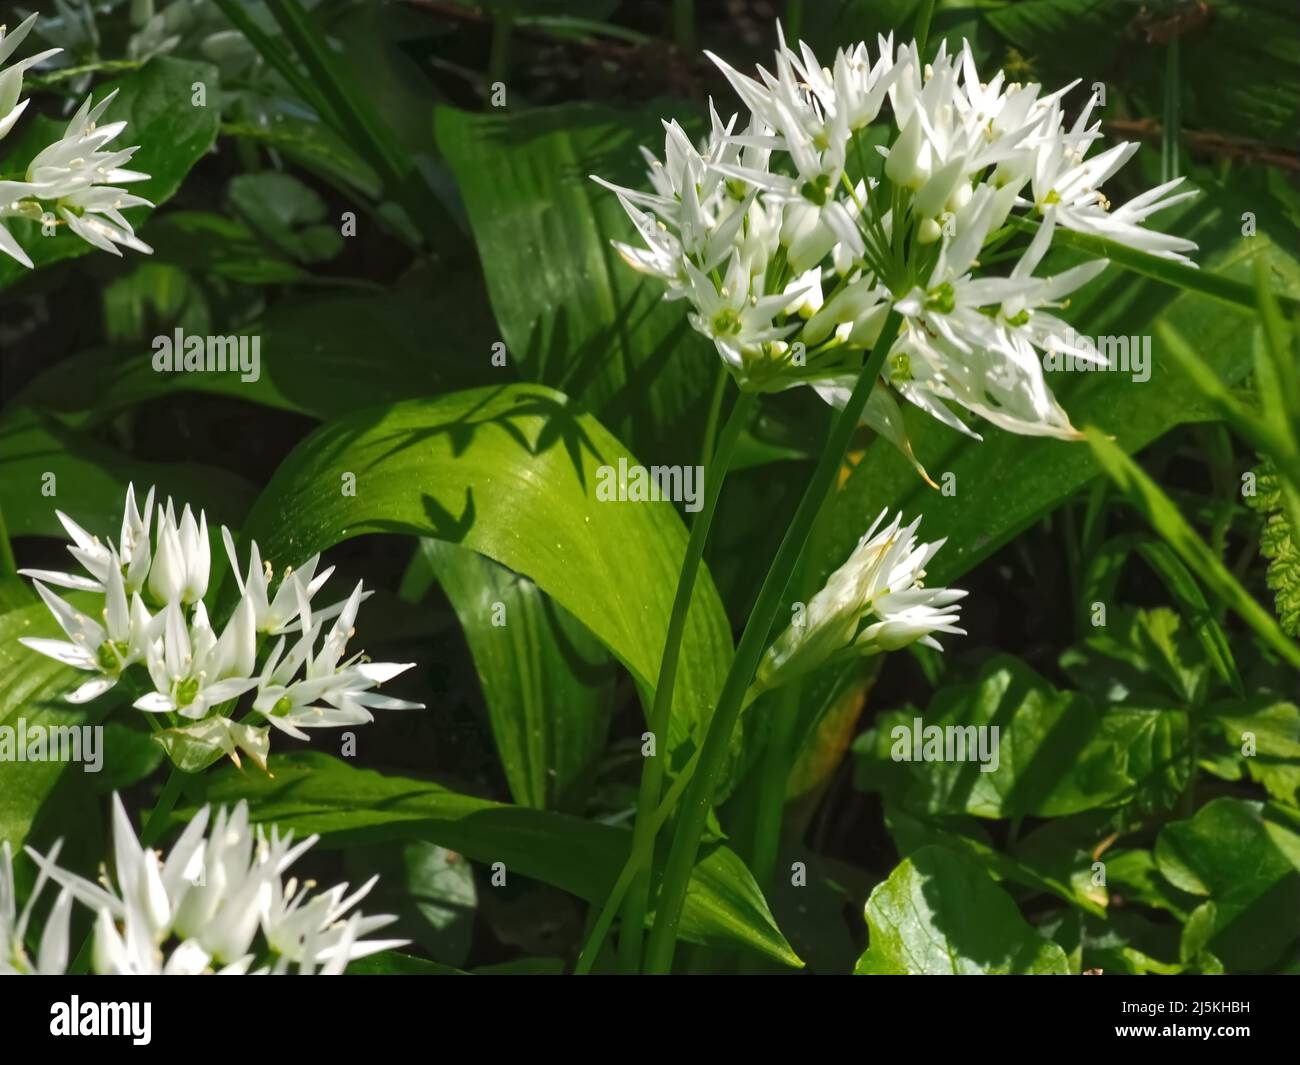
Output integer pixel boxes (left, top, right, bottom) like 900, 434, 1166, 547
712, 308, 743, 336
800, 173, 831, 207
925, 282, 955, 315
175, 676, 201, 708
271, 695, 294, 717
96, 640, 129, 673
889, 351, 912, 384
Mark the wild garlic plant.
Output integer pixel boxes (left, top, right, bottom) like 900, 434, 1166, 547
19, 485, 423, 772
0, 13, 154, 268
574, 506, 965, 974
10, 795, 403, 975
594, 29, 1197, 479
589, 28, 1201, 973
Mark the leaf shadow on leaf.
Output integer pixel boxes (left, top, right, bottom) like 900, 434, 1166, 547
300, 385, 604, 498
365, 490, 477, 546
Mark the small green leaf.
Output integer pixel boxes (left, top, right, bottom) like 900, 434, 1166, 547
226, 172, 343, 264
855, 846, 1070, 975
854, 655, 1188, 818
1155, 798, 1300, 971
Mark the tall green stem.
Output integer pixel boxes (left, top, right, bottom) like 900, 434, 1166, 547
1015, 218, 1300, 315
141, 765, 186, 848
913, 0, 937, 56
1161, 39, 1181, 184
574, 748, 701, 974
748, 487, 837, 884
700, 364, 728, 474
749, 682, 800, 886
615, 387, 756, 971
643, 311, 902, 972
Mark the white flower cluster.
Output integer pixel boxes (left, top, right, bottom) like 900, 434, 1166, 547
7, 795, 403, 975
0, 13, 154, 268
751, 510, 965, 698
594, 30, 1197, 477
19, 485, 422, 771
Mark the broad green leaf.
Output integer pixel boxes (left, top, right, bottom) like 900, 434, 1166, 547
0, 57, 221, 287
0, 600, 113, 849
221, 113, 382, 198
0, 410, 255, 540
435, 103, 716, 465
0, 412, 251, 535
6, 285, 493, 430
854, 655, 1188, 818
235, 383, 734, 762
825, 220, 1300, 589
855, 845, 1070, 974
92, 719, 165, 795
1155, 798, 1300, 971
226, 172, 344, 264
416, 539, 615, 812
196, 752, 801, 967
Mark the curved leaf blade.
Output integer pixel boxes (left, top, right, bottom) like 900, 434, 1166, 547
236, 383, 733, 760
197, 752, 801, 967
